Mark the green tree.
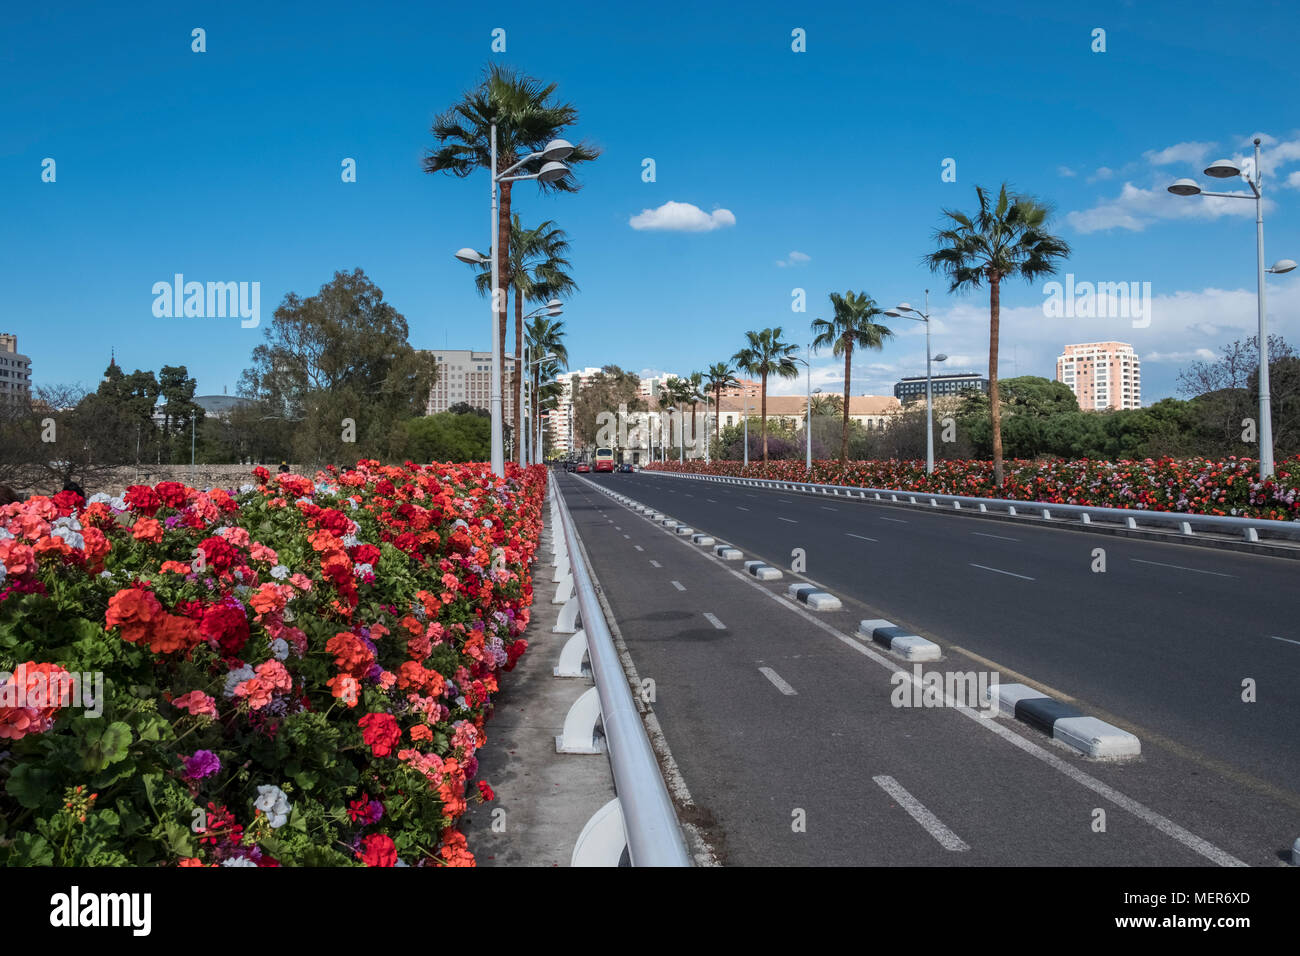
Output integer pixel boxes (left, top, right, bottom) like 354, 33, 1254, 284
703, 362, 741, 454
238, 268, 436, 468
811, 290, 893, 463
404, 412, 491, 463
733, 328, 800, 468
924, 184, 1071, 486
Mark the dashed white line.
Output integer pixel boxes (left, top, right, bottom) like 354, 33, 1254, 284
972, 531, 1020, 542
703, 612, 726, 630
670, 580, 686, 591
758, 666, 797, 696
737, 506, 751, 511
776, 516, 797, 523
623, 534, 631, 539
845, 532, 878, 542
634, 545, 644, 552
873, 776, 970, 852
969, 563, 1036, 581
1130, 558, 1234, 578
649, 560, 662, 568
820, 506, 838, 512
1267, 635, 1300, 647
880, 516, 908, 523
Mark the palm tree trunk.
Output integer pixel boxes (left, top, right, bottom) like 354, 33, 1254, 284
761, 372, 769, 469
841, 343, 852, 464
714, 385, 721, 455
989, 273, 1003, 487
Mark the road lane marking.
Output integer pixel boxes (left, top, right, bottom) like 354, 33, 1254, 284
706, 498, 718, 503
880, 516, 908, 523
703, 612, 726, 630
623, 534, 631, 539
846, 532, 878, 542
670, 580, 686, 591
972, 531, 1020, 542
737, 506, 751, 511
758, 666, 797, 696
650, 560, 662, 568
873, 776, 970, 851
777, 516, 797, 523
970, 563, 1035, 581
634, 545, 644, 551
1267, 635, 1300, 647
821, 506, 838, 511
1130, 558, 1234, 578
778, 498, 793, 503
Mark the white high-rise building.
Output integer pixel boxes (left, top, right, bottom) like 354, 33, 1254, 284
1056, 342, 1141, 411
425, 350, 517, 421
0, 333, 32, 405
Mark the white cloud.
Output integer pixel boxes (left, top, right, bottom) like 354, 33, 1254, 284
1057, 166, 1078, 178
775, 251, 810, 268
629, 201, 735, 232
1143, 141, 1216, 166
1087, 166, 1116, 183
1066, 181, 1261, 233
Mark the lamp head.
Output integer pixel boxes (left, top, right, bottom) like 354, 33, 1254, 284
1204, 158, 1242, 179
1167, 179, 1201, 197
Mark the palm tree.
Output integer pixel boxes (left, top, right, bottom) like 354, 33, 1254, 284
810, 393, 843, 417
684, 371, 705, 459
733, 329, 800, 468
424, 64, 598, 413
703, 362, 741, 456
475, 217, 576, 443
923, 184, 1070, 486
525, 314, 568, 456
811, 291, 893, 464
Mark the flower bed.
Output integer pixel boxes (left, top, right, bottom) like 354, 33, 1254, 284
642, 457, 1300, 521
0, 460, 544, 866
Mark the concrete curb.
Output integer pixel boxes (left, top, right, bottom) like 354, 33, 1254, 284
713, 544, 743, 560
690, 533, 715, 546
986, 682, 1141, 758
744, 560, 783, 581
857, 619, 941, 661
785, 583, 842, 611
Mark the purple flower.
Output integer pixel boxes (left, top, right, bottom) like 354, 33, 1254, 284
182, 749, 221, 780
361, 800, 384, 825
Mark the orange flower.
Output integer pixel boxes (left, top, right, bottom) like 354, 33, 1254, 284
409, 724, 433, 742
106, 587, 165, 646
148, 613, 202, 655
132, 517, 164, 543
438, 829, 475, 867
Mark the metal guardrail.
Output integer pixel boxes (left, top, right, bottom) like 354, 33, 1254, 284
551, 478, 692, 866
646, 470, 1300, 544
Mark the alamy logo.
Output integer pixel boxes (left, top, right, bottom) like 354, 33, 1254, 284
1041, 274, 1152, 329
890, 665, 999, 714
0, 665, 104, 718
152, 274, 260, 327
49, 886, 151, 936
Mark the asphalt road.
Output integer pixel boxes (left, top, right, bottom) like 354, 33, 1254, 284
557, 468, 1300, 866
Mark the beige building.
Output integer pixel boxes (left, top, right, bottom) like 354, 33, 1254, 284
425, 350, 517, 421
716, 394, 900, 431
1056, 342, 1141, 411
0, 334, 32, 404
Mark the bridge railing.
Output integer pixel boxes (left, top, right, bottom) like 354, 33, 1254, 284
550, 477, 692, 866
646, 470, 1300, 545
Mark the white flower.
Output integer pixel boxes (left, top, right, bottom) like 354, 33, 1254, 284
395, 859, 409, 868
53, 516, 82, 532
221, 857, 257, 867
482, 519, 493, 529
99, 569, 113, 579
0, 528, 13, 540
51, 527, 85, 550
254, 784, 292, 828
238, 483, 255, 494
270, 564, 290, 580
88, 492, 113, 506
342, 534, 359, 548
346, 499, 358, 510
109, 496, 127, 511
271, 638, 289, 660
223, 665, 255, 698
0, 559, 6, 585
353, 562, 373, 578
455, 695, 467, 709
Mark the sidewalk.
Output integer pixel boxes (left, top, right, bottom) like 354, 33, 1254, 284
460, 485, 616, 866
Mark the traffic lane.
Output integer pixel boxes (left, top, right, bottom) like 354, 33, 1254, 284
561, 474, 1234, 866
596, 472, 1300, 796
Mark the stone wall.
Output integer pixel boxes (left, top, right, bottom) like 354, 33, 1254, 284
16, 464, 305, 498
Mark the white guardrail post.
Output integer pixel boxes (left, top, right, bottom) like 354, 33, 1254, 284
548, 477, 692, 867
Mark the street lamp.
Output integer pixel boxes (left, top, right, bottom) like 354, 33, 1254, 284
885, 291, 942, 473
1167, 138, 1294, 479
455, 128, 574, 477
517, 302, 564, 466
742, 400, 756, 468
523, 348, 558, 465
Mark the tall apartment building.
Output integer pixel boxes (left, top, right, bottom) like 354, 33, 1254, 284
0, 334, 32, 404
547, 367, 604, 455
1056, 342, 1141, 411
719, 378, 762, 400
894, 372, 989, 404
425, 350, 516, 421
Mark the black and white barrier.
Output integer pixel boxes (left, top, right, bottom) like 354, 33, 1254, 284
985, 683, 1141, 758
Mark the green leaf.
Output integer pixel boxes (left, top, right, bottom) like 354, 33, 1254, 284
6, 763, 55, 809
82, 720, 133, 771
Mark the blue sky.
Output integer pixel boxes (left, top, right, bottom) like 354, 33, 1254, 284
4, 0, 1299, 404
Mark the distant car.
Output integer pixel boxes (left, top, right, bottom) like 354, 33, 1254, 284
618, 463, 633, 473
575, 462, 591, 473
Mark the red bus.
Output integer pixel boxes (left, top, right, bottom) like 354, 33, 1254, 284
594, 447, 615, 472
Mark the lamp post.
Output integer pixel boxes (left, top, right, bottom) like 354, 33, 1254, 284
517, 301, 563, 466
523, 348, 558, 465
1168, 139, 1296, 479
792, 345, 815, 473
885, 291, 946, 474
742, 401, 755, 468
455, 130, 574, 478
